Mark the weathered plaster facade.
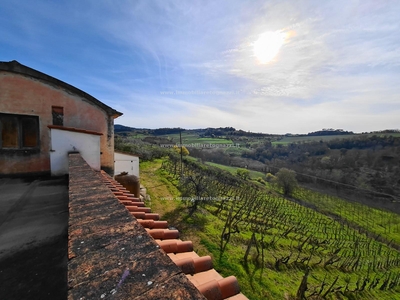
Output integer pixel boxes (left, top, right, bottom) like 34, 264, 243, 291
0, 60, 122, 176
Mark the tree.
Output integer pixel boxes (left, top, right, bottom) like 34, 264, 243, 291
274, 168, 298, 196
179, 172, 216, 216
265, 172, 276, 182
173, 145, 189, 156
236, 168, 250, 180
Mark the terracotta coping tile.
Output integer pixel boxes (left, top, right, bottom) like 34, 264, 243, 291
113, 191, 125, 196
170, 251, 200, 260
194, 256, 214, 273
121, 194, 135, 198
128, 201, 145, 207
174, 257, 196, 274
143, 213, 160, 220
147, 229, 179, 240
196, 276, 241, 300
218, 276, 241, 299
130, 212, 146, 219
138, 220, 168, 229
176, 240, 194, 253
197, 279, 223, 300
126, 206, 152, 213
120, 200, 133, 206
174, 256, 213, 275
157, 240, 194, 253
126, 197, 141, 201
157, 239, 179, 253
120, 192, 132, 196
188, 269, 224, 287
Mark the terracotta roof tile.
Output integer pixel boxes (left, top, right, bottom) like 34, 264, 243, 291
157, 240, 194, 254
196, 276, 241, 300
142, 213, 160, 220
138, 219, 168, 229
174, 256, 213, 274
146, 228, 180, 240
187, 269, 224, 287
219, 276, 242, 299
168, 251, 200, 260
126, 206, 152, 213
197, 279, 223, 300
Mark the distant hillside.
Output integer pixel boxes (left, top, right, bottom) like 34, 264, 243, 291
115, 124, 399, 137
114, 125, 275, 138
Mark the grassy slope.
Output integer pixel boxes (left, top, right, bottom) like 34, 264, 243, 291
139, 159, 400, 300
205, 161, 265, 179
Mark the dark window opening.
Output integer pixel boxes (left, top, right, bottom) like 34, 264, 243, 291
22, 117, 39, 147
0, 113, 39, 149
1, 115, 18, 148
52, 106, 64, 126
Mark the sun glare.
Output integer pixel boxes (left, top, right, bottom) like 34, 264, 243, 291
253, 31, 286, 64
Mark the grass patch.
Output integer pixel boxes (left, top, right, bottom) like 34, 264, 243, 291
205, 161, 265, 179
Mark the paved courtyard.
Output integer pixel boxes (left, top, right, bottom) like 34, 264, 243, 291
0, 176, 68, 299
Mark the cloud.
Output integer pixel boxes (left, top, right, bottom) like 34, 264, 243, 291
1, 0, 400, 133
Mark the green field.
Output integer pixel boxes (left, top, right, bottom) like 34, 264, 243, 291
272, 133, 400, 146
205, 161, 265, 179
153, 132, 234, 146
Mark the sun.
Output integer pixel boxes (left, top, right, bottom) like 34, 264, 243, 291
253, 31, 286, 64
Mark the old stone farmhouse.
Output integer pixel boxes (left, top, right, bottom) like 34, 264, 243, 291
0, 60, 122, 176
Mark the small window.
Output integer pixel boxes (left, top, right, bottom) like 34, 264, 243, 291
52, 106, 64, 126
0, 113, 39, 149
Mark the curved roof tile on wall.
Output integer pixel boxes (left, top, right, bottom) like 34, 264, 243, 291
0, 60, 122, 118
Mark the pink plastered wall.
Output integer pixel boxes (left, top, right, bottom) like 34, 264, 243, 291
0, 71, 116, 175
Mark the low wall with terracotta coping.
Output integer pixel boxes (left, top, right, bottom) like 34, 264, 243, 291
68, 153, 206, 299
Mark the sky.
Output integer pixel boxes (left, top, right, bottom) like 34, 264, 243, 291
1, 0, 399, 134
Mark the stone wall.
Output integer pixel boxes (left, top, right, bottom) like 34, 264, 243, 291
68, 153, 204, 299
